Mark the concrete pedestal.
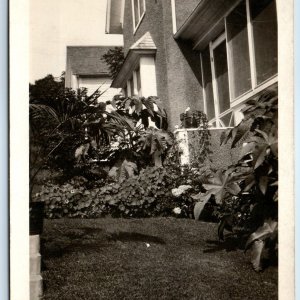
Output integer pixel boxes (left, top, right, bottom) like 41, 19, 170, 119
30, 235, 43, 299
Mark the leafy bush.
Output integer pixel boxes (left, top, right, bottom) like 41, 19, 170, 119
101, 47, 125, 79
37, 162, 217, 220
30, 81, 172, 197
192, 90, 278, 271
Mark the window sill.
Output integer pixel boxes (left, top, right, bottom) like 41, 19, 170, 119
230, 75, 278, 108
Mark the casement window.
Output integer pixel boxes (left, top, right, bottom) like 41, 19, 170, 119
126, 68, 142, 97
132, 0, 146, 32
125, 56, 157, 98
201, 0, 277, 128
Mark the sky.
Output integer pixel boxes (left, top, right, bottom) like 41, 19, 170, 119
29, 0, 123, 83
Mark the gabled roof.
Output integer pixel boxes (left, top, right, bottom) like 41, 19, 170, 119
66, 46, 112, 76
111, 32, 157, 88
130, 32, 157, 50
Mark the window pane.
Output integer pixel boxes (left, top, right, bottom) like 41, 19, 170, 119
139, 0, 145, 17
220, 112, 234, 127
226, 1, 251, 99
213, 41, 230, 113
250, 0, 277, 84
134, 0, 139, 26
201, 47, 215, 121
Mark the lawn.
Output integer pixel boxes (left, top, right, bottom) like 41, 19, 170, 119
41, 218, 277, 300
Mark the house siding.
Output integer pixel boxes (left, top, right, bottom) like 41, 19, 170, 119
122, 0, 204, 129
161, 1, 203, 128
174, 0, 200, 30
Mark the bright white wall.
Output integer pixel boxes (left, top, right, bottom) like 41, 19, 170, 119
78, 77, 121, 101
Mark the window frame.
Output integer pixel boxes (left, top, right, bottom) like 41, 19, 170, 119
132, 0, 146, 34
126, 68, 141, 97
201, 0, 277, 128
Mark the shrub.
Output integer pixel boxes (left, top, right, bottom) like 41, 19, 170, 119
37, 163, 216, 219
101, 47, 125, 79
192, 90, 278, 271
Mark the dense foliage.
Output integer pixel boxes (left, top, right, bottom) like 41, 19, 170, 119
36, 165, 201, 219
101, 47, 125, 79
192, 90, 278, 271
30, 73, 174, 201
182, 110, 212, 167
29, 73, 65, 106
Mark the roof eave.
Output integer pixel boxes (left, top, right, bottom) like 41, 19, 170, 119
174, 0, 241, 50
74, 73, 110, 77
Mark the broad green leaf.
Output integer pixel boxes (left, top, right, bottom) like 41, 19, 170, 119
243, 174, 256, 192
251, 143, 268, 169
245, 219, 278, 250
258, 176, 269, 195
193, 193, 211, 220
202, 170, 240, 204
250, 240, 264, 272
231, 119, 252, 148
245, 219, 278, 271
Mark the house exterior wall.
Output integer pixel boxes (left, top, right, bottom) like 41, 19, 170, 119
65, 53, 73, 88
161, 2, 203, 128
114, 0, 277, 169
175, 128, 240, 169
122, 0, 204, 129
77, 77, 120, 101
174, 0, 200, 30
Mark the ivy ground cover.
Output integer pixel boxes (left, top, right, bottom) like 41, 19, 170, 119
42, 218, 277, 300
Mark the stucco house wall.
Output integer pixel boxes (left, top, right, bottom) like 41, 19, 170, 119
174, 0, 200, 30
111, 0, 278, 169
121, 0, 204, 128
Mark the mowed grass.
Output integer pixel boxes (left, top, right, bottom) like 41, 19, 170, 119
42, 218, 277, 300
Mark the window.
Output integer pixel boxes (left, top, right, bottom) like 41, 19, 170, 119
201, 0, 277, 127
132, 0, 146, 31
125, 56, 157, 98
127, 69, 141, 97
250, 0, 278, 84
226, 0, 251, 99
128, 76, 134, 96
212, 38, 230, 114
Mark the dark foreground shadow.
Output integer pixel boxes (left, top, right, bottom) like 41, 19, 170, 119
107, 231, 166, 245
203, 236, 244, 253
42, 229, 165, 261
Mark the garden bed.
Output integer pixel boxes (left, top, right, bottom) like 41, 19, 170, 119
42, 218, 277, 300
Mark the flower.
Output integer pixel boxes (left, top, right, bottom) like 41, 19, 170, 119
171, 185, 192, 197
173, 207, 181, 214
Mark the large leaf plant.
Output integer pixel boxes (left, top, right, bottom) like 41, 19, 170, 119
193, 90, 278, 271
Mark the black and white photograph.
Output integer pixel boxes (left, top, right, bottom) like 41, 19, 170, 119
10, 0, 294, 299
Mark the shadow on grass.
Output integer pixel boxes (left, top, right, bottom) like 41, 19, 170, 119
42, 229, 165, 261
107, 231, 166, 245
203, 236, 244, 253
64, 227, 104, 239
42, 227, 107, 260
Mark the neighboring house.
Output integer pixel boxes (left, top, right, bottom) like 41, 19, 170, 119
108, 0, 277, 130
65, 46, 121, 101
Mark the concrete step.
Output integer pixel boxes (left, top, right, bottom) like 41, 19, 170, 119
30, 235, 40, 255
30, 253, 41, 275
30, 274, 43, 300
